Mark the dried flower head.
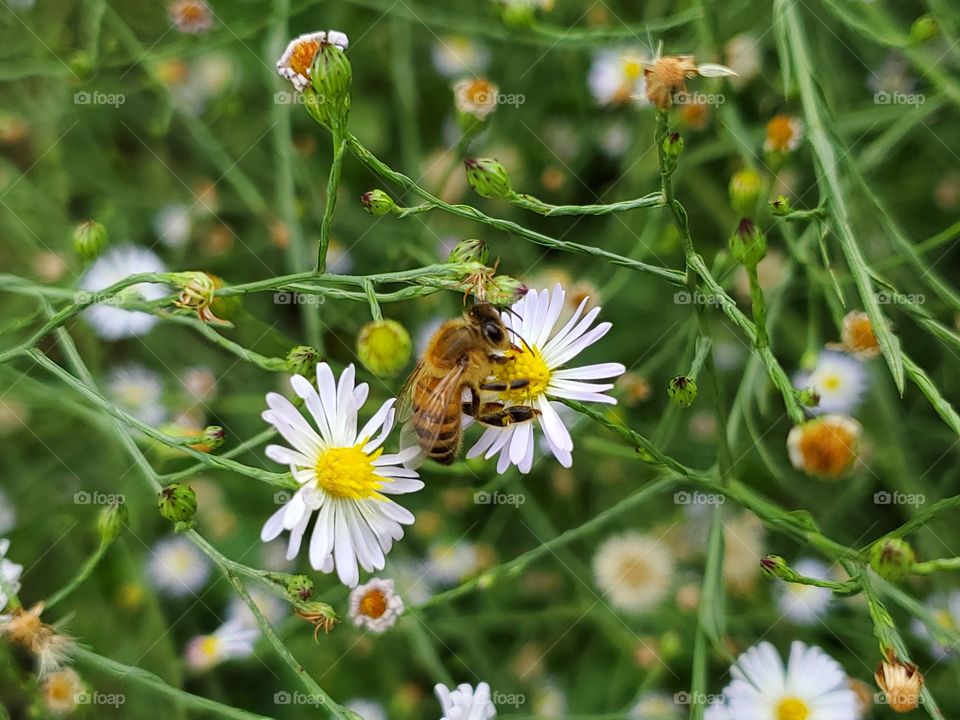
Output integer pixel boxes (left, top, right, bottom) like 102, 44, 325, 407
875, 653, 923, 713
277, 31, 349, 92
838, 310, 881, 358
641, 51, 736, 110
0, 603, 74, 677
296, 602, 338, 641
764, 114, 805, 153
42, 668, 84, 715
787, 415, 862, 478
169, 0, 214, 34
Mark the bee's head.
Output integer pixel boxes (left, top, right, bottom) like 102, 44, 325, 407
468, 302, 508, 347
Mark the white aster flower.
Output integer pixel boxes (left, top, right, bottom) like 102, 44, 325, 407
42, 667, 85, 715
776, 558, 833, 626
277, 31, 349, 93
0, 488, 16, 535
592, 532, 674, 614
185, 619, 259, 671
718, 641, 858, 720
169, 0, 214, 34
346, 699, 388, 720
423, 541, 483, 587
147, 535, 211, 597
348, 577, 404, 633
79, 245, 168, 340
260, 363, 423, 587
794, 352, 868, 416
435, 682, 497, 720
0, 539, 23, 610
724, 33, 762, 87
154, 203, 192, 247
911, 590, 960, 659
386, 559, 434, 605
467, 283, 624, 473
105, 364, 167, 426
226, 586, 287, 629
628, 692, 682, 719
453, 78, 499, 120
588, 49, 649, 107
432, 36, 490, 78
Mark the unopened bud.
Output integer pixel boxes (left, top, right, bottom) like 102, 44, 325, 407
728, 218, 767, 267
910, 14, 938, 44
158, 482, 197, 528
465, 157, 514, 199
360, 189, 397, 217
760, 554, 790, 579
169, 271, 226, 324
73, 220, 108, 261
286, 346, 321, 377
285, 574, 315, 602
662, 132, 684, 160
356, 319, 412, 377
869, 538, 916, 581
97, 499, 127, 545
769, 194, 793, 216
797, 387, 821, 408
448, 238, 489, 266
311, 38, 352, 124
191, 425, 225, 452
667, 375, 698, 408
729, 168, 764, 216
483, 274, 527, 306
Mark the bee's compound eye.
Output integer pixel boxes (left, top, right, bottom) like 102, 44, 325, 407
483, 322, 504, 344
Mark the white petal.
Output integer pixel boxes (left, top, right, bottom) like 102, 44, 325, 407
264, 444, 313, 467
309, 502, 335, 568
552, 362, 625, 380
285, 510, 311, 560
358, 398, 396, 447
538, 398, 573, 452
290, 375, 334, 444
698, 63, 738, 77
333, 507, 360, 586
260, 505, 287, 542
548, 321, 612, 367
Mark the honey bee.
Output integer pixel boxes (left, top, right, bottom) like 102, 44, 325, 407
400, 302, 537, 465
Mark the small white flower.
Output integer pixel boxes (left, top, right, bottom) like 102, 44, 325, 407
277, 31, 349, 93
386, 559, 434, 605
467, 283, 625, 473
327, 240, 354, 274
598, 120, 631, 157
422, 541, 482, 587
716, 641, 858, 720
79, 245, 168, 340
260, 363, 423, 587
532, 680, 567, 718
346, 699, 388, 720
724, 33, 762, 86
592, 532, 674, 614
453, 78, 499, 120
147, 536, 211, 597
42, 667, 85, 715
180, 366, 218, 403
434, 682, 497, 720
776, 558, 833, 625
432, 37, 490, 78
169, 0, 214, 34
226, 586, 287, 630
0, 539, 23, 610
588, 49, 649, 107
911, 590, 960, 659
185, 619, 259, 671
105, 364, 167, 426
0, 488, 16, 535
723, 512, 766, 595
764, 115, 805, 153
348, 577, 404, 633
628, 692, 682, 719
154, 203, 192, 247
794, 352, 868, 416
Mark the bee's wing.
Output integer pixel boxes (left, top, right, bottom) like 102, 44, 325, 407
407, 364, 468, 459
396, 361, 424, 424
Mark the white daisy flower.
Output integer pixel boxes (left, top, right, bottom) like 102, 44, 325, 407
592, 532, 674, 614
466, 283, 625, 473
168, 0, 214, 34
348, 577, 404, 633
277, 31, 349, 93
432, 37, 490, 78
147, 535, 211, 597
423, 541, 482, 587
911, 590, 960, 659
704, 701, 734, 720
226, 586, 287, 630
794, 352, 868, 416
0, 488, 16, 535
434, 682, 497, 720
628, 692, 682, 719
154, 203, 192, 247
764, 115, 805, 153
259, 363, 423, 588
453, 78, 499, 120
185, 619, 259, 671
346, 699, 388, 720
589, 49, 650, 107
42, 668, 85, 715
776, 558, 833, 626
718, 641, 858, 720
0, 539, 23, 610
105, 364, 167, 426
79, 245, 168, 340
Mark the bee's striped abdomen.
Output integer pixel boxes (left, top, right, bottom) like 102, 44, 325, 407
413, 375, 463, 465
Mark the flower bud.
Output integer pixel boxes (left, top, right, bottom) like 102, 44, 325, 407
667, 375, 698, 408
356, 319, 412, 377
97, 499, 127, 545
797, 386, 821, 408
359, 189, 397, 217
286, 346, 321, 377
728, 168, 763, 216
483, 274, 527, 306
494, 0, 538, 28
465, 157, 514, 200
728, 218, 767, 267
447, 238, 489, 266
910, 14, 938, 44
311, 38, 352, 124
869, 538, 916, 581
285, 574, 314, 602
191, 425, 225, 452
760, 554, 790, 579
72, 220, 108, 261
296, 601, 338, 640
169, 271, 226, 324
769, 194, 793, 216
662, 132, 684, 160
875, 654, 923, 713
158, 482, 197, 528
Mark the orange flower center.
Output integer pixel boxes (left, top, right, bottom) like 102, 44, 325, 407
797, 420, 858, 477
465, 79, 494, 106
845, 314, 878, 352
289, 38, 321, 77
358, 589, 388, 618
766, 115, 795, 151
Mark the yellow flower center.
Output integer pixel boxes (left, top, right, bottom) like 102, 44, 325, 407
289, 38, 320, 76
466, 78, 494, 106
776, 698, 810, 720
820, 372, 842, 392
358, 589, 388, 618
767, 115, 796, 151
200, 636, 220, 657
934, 608, 956, 631
493, 346, 551, 403
315, 444, 383, 500
621, 57, 643, 80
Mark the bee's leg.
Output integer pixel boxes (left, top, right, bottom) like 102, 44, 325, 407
474, 404, 539, 428
486, 352, 511, 365
479, 378, 529, 392
461, 388, 482, 417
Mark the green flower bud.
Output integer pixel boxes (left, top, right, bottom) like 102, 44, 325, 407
73, 220, 108, 261
910, 14, 938, 44
662, 132, 684, 160
728, 218, 767, 267
447, 238, 489, 266
286, 346, 321, 377
869, 538, 916, 581
729, 168, 764, 216
465, 157, 514, 199
797, 386, 821, 408
311, 40, 351, 105
659, 631, 682, 660
285, 574, 315, 602
769, 194, 793, 216
483, 274, 527, 306
356, 319, 412, 377
667, 375, 698, 408
760, 554, 790, 579
360, 189, 397, 217
195, 425, 225, 452
158, 482, 197, 528
496, 1, 537, 28
97, 499, 127, 545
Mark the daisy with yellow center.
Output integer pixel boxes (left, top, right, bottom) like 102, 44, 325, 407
793, 351, 868, 416
592, 532, 674, 614
776, 558, 833, 626
587, 49, 650, 107
911, 590, 960, 659
260, 363, 423, 587
453, 77, 499, 119
42, 668, 84, 715
764, 114, 805, 153
467, 283, 625, 474
787, 415, 862, 479
348, 577, 404, 633
708, 641, 858, 720
276, 30, 349, 92
185, 619, 259, 672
